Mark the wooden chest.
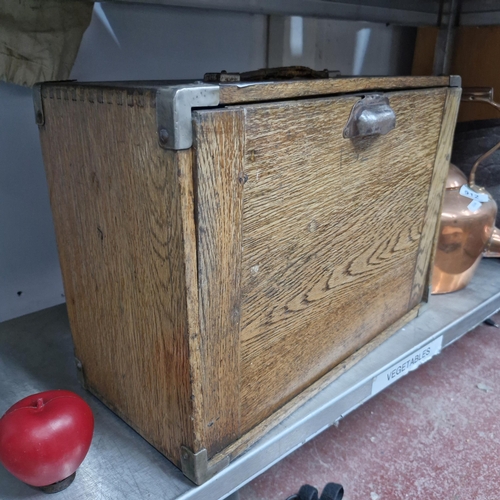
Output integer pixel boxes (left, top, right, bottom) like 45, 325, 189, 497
35, 75, 460, 484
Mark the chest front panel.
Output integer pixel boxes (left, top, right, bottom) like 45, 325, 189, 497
194, 87, 447, 436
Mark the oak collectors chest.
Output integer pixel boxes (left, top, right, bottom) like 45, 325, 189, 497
35, 74, 461, 484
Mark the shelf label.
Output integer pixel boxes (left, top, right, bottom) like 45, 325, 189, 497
371, 336, 443, 396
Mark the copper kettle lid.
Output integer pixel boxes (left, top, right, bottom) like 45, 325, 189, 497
446, 163, 467, 189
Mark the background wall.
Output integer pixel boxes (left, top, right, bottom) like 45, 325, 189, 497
269, 16, 416, 76
412, 25, 500, 122
0, 2, 416, 322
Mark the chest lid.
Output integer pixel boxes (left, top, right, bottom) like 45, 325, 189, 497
34, 70, 458, 150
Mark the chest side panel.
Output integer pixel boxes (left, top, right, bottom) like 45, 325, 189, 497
239, 88, 447, 432
39, 88, 197, 465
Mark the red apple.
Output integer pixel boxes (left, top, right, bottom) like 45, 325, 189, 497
0, 390, 94, 487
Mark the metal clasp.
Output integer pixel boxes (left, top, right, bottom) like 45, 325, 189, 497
343, 94, 396, 139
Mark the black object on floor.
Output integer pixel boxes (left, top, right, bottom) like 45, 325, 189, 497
286, 483, 344, 500
484, 317, 500, 328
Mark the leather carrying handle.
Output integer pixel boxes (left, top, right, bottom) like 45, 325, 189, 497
204, 66, 340, 83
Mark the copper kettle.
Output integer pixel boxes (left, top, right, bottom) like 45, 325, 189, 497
432, 88, 500, 294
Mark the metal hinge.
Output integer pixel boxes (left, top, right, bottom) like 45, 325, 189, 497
33, 83, 45, 126
180, 446, 230, 485
156, 83, 220, 150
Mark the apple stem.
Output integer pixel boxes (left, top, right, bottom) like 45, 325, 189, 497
35, 398, 44, 410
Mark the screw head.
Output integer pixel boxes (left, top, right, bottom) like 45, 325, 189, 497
159, 128, 169, 144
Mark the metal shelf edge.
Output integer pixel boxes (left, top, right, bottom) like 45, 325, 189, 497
105, 0, 440, 26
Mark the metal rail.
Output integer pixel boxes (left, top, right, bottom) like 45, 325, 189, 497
107, 0, 500, 26
460, 0, 500, 26
106, 0, 441, 26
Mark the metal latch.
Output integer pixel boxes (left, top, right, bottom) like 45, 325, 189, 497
343, 94, 396, 139
156, 83, 220, 150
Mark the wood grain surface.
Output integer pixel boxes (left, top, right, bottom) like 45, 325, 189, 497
38, 79, 453, 473
409, 87, 462, 307
210, 305, 420, 465
39, 88, 198, 467
236, 88, 447, 432
192, 109, 245, 456
219, 76, 450, 105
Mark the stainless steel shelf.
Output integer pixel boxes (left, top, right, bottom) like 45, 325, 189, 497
1, 259, 500, 500
107, 0, 441, 26
460, 0, 500, 25
107, 0, 500, 26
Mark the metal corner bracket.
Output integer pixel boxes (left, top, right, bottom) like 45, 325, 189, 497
74, 357, 87, 390
33, 83, 45, 126
180, 446, 230, 485
449, 75, 462, 88
156, 83, 220, 150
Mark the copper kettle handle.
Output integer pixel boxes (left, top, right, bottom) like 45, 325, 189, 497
462, 87, 500, 187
